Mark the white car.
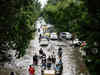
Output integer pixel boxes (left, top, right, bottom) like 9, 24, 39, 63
50, 32, 58, 40
40, 38, 49, 46
60, 32, 72, 40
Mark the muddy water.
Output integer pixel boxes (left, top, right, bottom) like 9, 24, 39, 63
0, 68, 19, 75
0, 17, 90, 75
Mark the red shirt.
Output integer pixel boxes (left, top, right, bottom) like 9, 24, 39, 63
29, 67, 35, 75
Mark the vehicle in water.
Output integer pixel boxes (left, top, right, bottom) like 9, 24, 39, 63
50, 32, 58, 40
40, 38, 49, 46
60, 32, 72, 40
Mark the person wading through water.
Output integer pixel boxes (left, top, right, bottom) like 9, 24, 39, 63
28, 65, 35, 75
47, 56, 52, 70
39, 48, 43, 55
33, 53, 38, 65
58, 47, 62, 58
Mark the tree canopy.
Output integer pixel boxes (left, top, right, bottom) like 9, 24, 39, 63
43, 0, 100, 75
0, 0, 41, 60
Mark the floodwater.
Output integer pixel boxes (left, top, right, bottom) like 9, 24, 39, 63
0, 17, 89, 75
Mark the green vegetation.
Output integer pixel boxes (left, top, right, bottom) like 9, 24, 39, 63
0, 0, 41, 59
0, 0, 100, 74
43, 0, 100, 75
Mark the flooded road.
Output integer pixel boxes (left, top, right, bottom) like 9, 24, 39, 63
0, 17, 89, 75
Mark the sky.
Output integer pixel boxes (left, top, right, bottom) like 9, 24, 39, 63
38, 0, 48, 8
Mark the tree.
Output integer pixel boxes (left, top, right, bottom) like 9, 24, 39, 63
43, 0, 100, 75
0, 0, 41, 60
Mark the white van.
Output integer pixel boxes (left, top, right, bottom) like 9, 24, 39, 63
50, 32, 58, 40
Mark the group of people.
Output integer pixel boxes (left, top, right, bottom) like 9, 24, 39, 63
29, 47, 63, 75
40, 47, 63, 75
28, 46, 63, 75
39, 48, 56, 70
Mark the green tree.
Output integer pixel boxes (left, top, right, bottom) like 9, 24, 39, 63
43, 0, 100, 75
0, 0, 41, 60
